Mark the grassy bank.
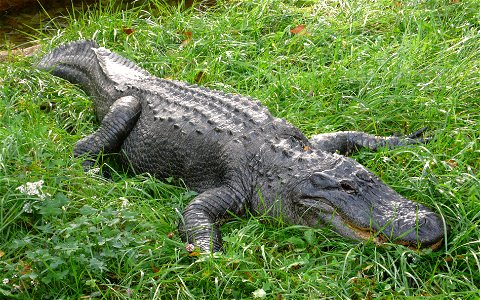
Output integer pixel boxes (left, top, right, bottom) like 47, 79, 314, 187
1, 0, 479, 298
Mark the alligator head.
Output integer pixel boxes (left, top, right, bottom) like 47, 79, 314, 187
289, 153, 445, 250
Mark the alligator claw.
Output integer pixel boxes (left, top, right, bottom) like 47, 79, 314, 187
406, 127, 429, 139
399, 127, 431, 146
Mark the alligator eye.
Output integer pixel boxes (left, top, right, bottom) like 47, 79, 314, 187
341, 182, 357, 194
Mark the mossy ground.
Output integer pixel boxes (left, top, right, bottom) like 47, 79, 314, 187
0, 0, 479, 298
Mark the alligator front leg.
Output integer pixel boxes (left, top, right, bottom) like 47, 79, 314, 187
309, 128, 429, 155
73, 96, 141, 169
179, 186, 246, 252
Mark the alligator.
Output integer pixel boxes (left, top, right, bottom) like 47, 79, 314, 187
36, 40, 445, 252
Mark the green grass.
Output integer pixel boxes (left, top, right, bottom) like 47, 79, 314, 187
1, 0, 479, 298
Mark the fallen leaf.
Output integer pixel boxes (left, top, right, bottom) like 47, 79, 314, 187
182, 31, 192, 39
122, 27, 135, 35
194, 71, 205, 83
445, 159, 458, 168
303, 145, 311, 151
444, 255, 465, 262
21, 263, 32, 275
244, 271, 254, 282
393, 1, 402, 7
180, 31, 193, 47
290, 24, 306, 35
189, 251, 200, 257
151, 265, 160, 273
450, 0, 460, 3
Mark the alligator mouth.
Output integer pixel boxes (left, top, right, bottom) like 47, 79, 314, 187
300, 198, 444, 250
343, 217, 444, 251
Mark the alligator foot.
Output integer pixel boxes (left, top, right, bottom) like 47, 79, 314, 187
178, 186, 246, 253
309, 127, 430, 155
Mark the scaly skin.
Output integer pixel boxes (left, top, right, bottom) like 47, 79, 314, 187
36, 40, 445, 252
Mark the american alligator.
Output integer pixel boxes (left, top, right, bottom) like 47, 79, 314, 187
36, 40, 445, 252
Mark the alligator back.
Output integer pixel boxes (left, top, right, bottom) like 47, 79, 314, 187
119, 77, 308, 191
37, 40, 307, 191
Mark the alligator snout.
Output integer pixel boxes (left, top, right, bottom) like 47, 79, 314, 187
373, 202, 445, 249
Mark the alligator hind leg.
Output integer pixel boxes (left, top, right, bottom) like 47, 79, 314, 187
309, 128, 429, 155
73, 96, 141, 169
178, 186, 246, 252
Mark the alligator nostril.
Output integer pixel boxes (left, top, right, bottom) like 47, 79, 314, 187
340, 182, 357, 194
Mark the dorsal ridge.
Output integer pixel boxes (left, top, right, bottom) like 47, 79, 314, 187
92, 47, 151, 84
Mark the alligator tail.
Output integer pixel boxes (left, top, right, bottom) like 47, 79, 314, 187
36, 40, 99, 70
35, 40, 102, 96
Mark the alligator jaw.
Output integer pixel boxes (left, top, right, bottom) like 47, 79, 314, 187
343, 217, 444, 251
299, 197, 444, 250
